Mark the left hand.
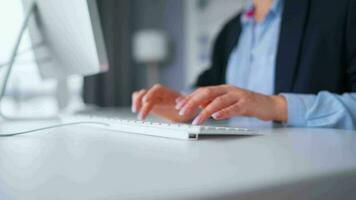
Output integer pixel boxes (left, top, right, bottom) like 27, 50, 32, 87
175, 85, 288, 125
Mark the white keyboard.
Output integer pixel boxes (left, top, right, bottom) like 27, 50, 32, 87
62, 115, 260, 140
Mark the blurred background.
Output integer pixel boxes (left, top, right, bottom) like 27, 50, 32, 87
0, 0, 247, 116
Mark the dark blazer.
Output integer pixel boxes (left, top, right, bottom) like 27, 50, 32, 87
195, 0, 356, 94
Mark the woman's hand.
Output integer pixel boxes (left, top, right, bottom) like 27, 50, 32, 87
176, 85, 288, 125
131, 84, 196, 122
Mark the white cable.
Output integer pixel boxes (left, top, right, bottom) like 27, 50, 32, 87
0, 122, 110, 137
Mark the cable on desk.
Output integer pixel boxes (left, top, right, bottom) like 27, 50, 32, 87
0, 122, 110, 137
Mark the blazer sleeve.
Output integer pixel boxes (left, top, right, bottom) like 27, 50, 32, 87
346, 0, 356, 91
194, 15, 241, 87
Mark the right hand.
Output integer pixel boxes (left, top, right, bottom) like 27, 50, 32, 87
131, 84, 196, 122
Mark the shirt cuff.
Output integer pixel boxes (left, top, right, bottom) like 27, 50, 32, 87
280, 93, 316, 127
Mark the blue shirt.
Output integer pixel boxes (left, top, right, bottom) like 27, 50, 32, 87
226, 0, 356, 130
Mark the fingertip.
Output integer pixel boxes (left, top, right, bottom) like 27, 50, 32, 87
175, 104, 180, 110
139, 101, 155, 120
131, 105, 137, 113
138, 108, 148, 120
138, 112, 144, 120
142, 92, 153, 103
194, 112, 208, 124
178, 109, 185, 116
132, 92, 138, 99
212, 112, 220, 120
175, 100, 186, 110
192, 116, 204, 125
192, 118, 199, 125
175, 96, 184, 103
176, 102, 184, 110
175, 104, 181, 111
138, 108, 147, 120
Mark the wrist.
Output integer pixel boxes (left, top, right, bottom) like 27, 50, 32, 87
270, 95, 288, 122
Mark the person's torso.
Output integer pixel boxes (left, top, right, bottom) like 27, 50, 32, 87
216, 0, 353, 94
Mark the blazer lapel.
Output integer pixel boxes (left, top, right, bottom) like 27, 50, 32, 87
222, 14, 242, 84
275, 0, 310, 93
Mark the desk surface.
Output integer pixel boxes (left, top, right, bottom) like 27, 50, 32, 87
0, 109, 356, 200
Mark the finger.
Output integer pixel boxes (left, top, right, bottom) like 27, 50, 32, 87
175, 96, 185, 104
199, 100, 212, 109
175, 96, 188, 110
132, 91, 138, 112
211, 103, 243, 120
179, 87, 226, 116
132, 90, 146, 113
175, 88, 204, 110
142, 84, 164, 103
177, 85, 229, 112
192, 94, 237, 125
138, 102, 155, 120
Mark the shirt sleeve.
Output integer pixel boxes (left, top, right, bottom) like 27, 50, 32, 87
281, 92, 356, 130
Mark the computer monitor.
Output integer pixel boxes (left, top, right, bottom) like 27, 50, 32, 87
23, 0, 109, 79
0, 0, 109, 118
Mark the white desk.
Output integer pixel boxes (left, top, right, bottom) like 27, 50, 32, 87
0, 109, 356, 200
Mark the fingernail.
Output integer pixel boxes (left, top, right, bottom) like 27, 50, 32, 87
212, 113, 220, 119
143, 96, 148, 103
175, 104, 180, 110
192, 117, 201, 125
175, 101, 185, 110
178, 109, 185, 116
131, 106, 137, 113
138, 113, 144, 120
175, 97, 183, 103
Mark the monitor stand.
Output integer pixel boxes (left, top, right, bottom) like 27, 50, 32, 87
0, 2, 64, 121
